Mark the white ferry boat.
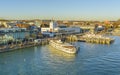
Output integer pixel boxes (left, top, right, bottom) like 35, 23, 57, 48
49, 40, 78, 54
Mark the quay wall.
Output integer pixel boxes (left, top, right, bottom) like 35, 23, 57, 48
0, 39, 49, 53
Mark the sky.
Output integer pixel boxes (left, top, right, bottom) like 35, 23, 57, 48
0, 0, 120, 21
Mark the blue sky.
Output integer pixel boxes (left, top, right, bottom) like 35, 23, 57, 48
0, 0, 120, 20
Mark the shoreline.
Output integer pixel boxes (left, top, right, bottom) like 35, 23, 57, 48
0, 34, 119, 53
0, 39, 49, 53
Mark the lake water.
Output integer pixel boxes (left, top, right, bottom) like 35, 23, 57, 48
0, 36, 120, 75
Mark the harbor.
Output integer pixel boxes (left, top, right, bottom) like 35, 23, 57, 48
1, 0, 120, 75
0, 36, 120, 75
0, 20, 118, 53
0, 32, 115, 53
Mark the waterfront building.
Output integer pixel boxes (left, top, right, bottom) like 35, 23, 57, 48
41, 21, 57, 37
0, 34, 14, 44
0, 28, 29, 40
54, 25, 81, 34
41, 21, 57, 33
41, 21, 81, 37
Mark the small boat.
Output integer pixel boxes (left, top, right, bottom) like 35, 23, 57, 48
49, 40, 78, 54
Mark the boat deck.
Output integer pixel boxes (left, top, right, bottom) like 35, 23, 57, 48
51, 40, 75, 48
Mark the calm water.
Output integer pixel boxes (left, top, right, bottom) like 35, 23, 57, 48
0, 36, 120, 75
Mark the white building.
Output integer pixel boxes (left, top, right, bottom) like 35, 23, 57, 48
41, 21, 81, 32
41, 21, 81, 37
54, 26, 81, 34
41, 21, 57, 33
0, 28, 28, 40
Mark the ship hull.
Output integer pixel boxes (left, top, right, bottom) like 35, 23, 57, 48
49, 40, 77, 54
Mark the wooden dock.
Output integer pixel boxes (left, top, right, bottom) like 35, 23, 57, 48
66, 34, 114, 44
78, 36, 114, 44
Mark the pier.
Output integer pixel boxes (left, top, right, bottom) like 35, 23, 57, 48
66, 34, 114, 44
